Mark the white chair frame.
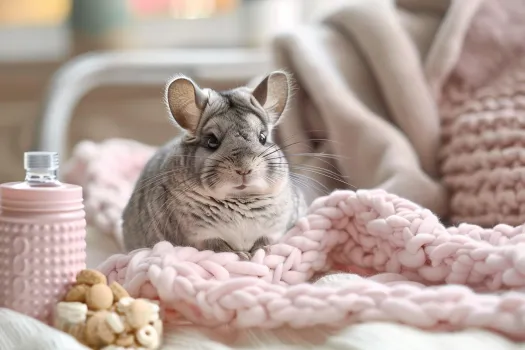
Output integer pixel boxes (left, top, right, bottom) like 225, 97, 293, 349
33, 49, 271, 161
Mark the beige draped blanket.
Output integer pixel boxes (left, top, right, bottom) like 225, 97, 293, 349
64, 0, 525, 238
272, 0, 488, 218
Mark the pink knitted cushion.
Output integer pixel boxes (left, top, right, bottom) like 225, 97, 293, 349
439, 58, 525, 227
436, 0, 525, 227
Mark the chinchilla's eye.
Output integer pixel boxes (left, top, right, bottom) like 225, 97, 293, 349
259, 132, 267, 145
206, 135, 220, 150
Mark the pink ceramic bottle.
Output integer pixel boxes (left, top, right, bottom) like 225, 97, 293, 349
0, 152, 86, 324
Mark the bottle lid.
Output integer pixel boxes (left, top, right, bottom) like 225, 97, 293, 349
24, 151, 59, 171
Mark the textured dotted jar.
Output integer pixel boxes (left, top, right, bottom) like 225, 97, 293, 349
0, 152, 86, 324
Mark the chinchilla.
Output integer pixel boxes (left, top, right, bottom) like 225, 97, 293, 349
122, 71, 306, 259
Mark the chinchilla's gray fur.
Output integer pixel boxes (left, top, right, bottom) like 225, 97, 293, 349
122, 71, 306, 258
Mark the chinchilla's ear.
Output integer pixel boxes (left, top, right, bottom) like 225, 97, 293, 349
165, 75, 208, 133
251, 70, 291, 124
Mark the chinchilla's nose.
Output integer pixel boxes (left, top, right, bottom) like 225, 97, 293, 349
235, 169, 252, 176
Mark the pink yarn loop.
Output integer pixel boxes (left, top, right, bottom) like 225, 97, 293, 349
98, 189, 525, 339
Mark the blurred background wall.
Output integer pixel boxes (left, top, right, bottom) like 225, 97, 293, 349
0, 0, 339, 182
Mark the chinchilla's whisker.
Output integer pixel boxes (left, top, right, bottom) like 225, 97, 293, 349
290, 163, 347, 179
288, 152, 351, 160
287, 173, 313, 192
270, 135, 346, 154
284, 154, 342, 175
269, 168, 307, 191
271, 143, 351, 173
259, 145, 282, 159
292, 163, 350, 180
268, 157, 340, 180
257, 143, 279, 158
291, 166, 356, 190
266, 167, 326, 196
269, 161, 350, 183
291, 165, 349, 184
262, 175, 276, 187
262, 141, 303, 159
269, 165, 335, 194
265, 139, 350, 173
266, 152, 346, 175
261, 140, 304, 159
267, 153, 351, 162
289, 171, 330, 192
259, 134, 306, 157
289, 173, 327, 196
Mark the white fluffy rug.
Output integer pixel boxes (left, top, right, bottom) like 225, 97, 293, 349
160, 322, 525, 350
2, 307, 523, 350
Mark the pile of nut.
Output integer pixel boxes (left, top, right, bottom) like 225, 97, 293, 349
54, 269, 162, 350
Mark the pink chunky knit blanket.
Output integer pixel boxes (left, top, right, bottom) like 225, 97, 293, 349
95, 188, 525, 339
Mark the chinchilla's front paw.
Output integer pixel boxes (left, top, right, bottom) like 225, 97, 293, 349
249, 236, 271, 256
202, 238, 252, 260
235, 251, 253, 261
201, 237, 270, 261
